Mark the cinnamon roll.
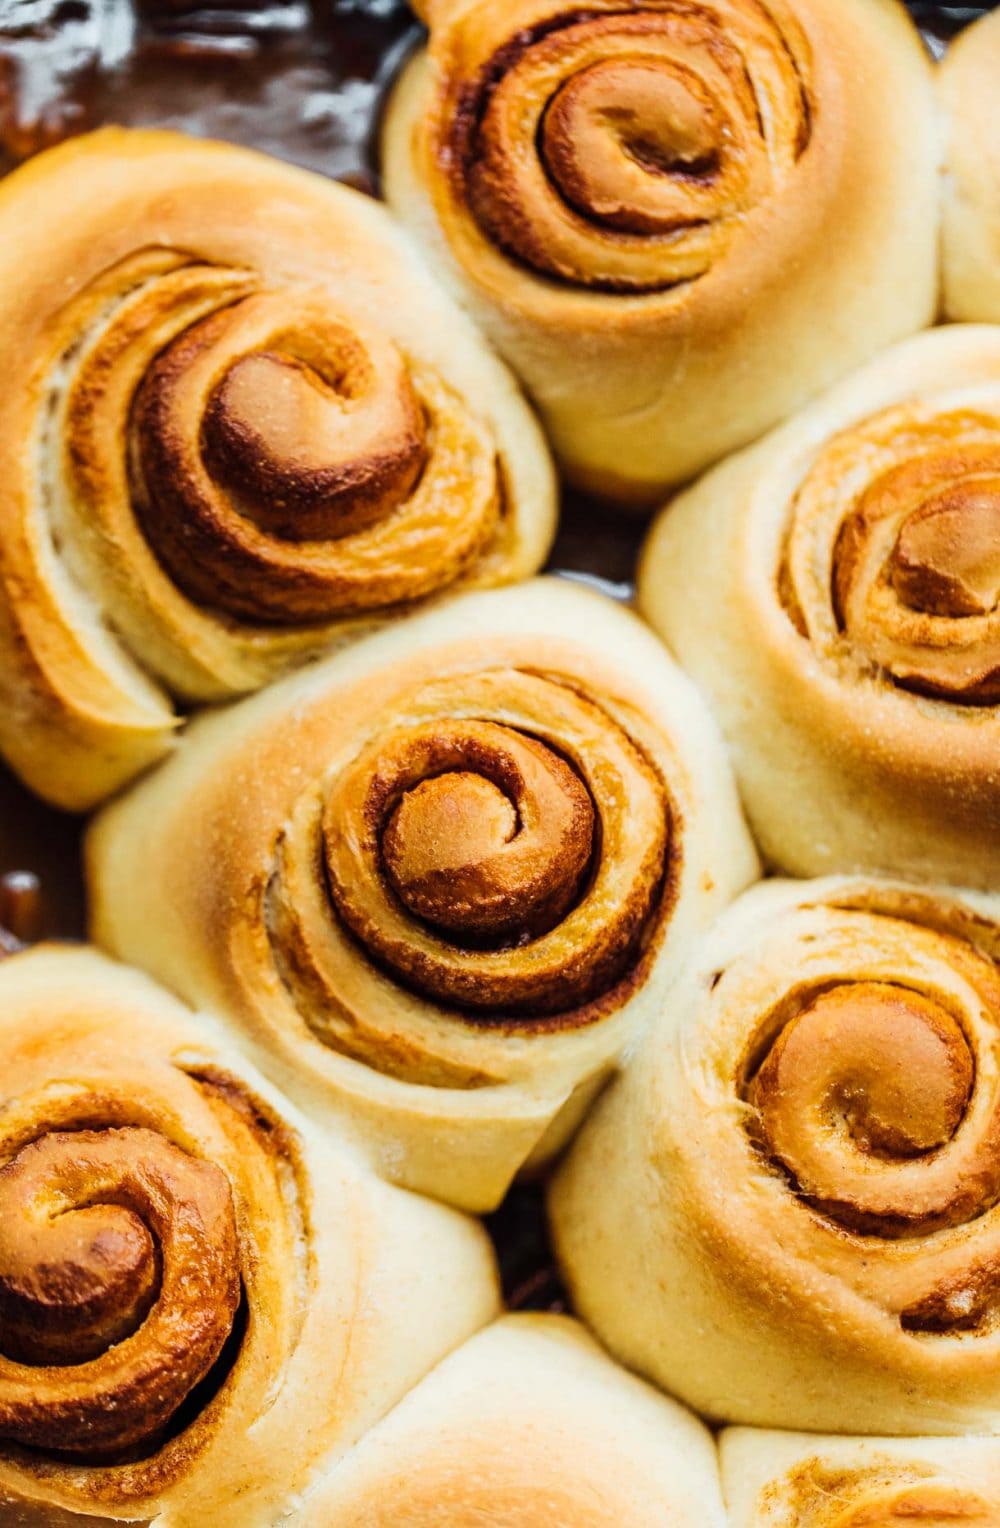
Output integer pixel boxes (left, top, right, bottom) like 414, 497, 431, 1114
941, 9, 1000, 324
0, 127, 554, 812
721, 1431, 1000, 1526
298, 1316, 726, 1526
0, 942, 498, 1524
639, 325, 1000, 888
87, 579, 758, 1212
550, 876, 1000, 1434
383, 0, 938, 503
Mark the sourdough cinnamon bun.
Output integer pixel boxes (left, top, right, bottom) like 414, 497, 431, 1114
384, 0, 938, 502
0, 943, 497, 1524
640, 325, 1000, 887
87, 579, 757, 1211
551, 876, 1000, 1433
0, 128, 554, 811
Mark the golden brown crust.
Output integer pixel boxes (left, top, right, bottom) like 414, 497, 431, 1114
639, 326, 1000, 887
0, 945, 497, 1525
0, 129, 555, 810
551, 876, 1000, 1434
88, 579, 758, 1211
384, 0, 938, 501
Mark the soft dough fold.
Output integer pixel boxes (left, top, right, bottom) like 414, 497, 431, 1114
300, 1316, 727, 1527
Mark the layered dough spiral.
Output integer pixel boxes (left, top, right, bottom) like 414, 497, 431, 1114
297, 1316, 727, 1527
438, 0, 812, 295
0, 944, 497, 1525
721, 1431, 1000, 1527
87, 579, 757, 1212
0, 128, 554, 812
639, 325, 1000, 887
383, 0, 938, 501
550, 877, 1000, 1434
940, 8, 1000, 324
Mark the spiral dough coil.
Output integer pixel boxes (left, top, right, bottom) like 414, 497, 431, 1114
551, 876, 1000, 1435
0, 128, 555, 811
87, 579, 758, 1213
442, 1, 812, 294
0, 945, 497, 1526
640, 325, 1000, 888
384, 0, 938, 500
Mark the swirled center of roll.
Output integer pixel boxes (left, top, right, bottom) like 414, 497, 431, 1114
785, 407, 1000, 703
60, 251, 501, 629
199, 337, 426, 542
890, 488, 1000, 620
448, 5, 811, 291
381, 738, 594, 941
0, 1142, 159, 1370
541, 60, 722, 233
751, 984, 974, 1163
133, 296, 431, 613
743, 979, 1000, 1248
319, 674, 669, 1018
726, 899, 1000, 1338
0, 1124, 240, 1458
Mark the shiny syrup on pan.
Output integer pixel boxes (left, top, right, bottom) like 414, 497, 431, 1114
0, 0, 993, 1306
